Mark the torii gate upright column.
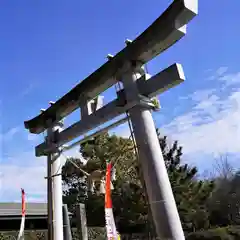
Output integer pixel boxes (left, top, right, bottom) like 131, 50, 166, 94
46, 121, 64, 240
121, 63, 185, 240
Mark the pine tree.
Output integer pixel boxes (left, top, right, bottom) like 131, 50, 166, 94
208, 170, 240, 227
62, 130, 215, 234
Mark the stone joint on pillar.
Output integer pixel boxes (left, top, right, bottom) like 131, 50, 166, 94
119, 61, 157, 111
116, 90, 156, 110
42, 120, 64, 156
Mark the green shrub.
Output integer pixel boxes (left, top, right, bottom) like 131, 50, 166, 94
226, 226, 240, 239
186, 227, 233, 240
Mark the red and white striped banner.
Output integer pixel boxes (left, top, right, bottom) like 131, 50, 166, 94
105, 162, 120, 240
21, 188, 26, 216
17, 188, 26, 240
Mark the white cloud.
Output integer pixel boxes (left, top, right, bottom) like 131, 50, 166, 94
0, 151, 47, 201
20, 83, 36, 98
219, 72, 240, 86
216, 66, 228, 76
0, 146, 86, 202
3, 127, 21, 142
188, 89, 216, 102
207, 67, 240, 87
27, 133, 40, 141
0, 164, 47, 201
207, 66, 229, 80
163, 69, 240, 158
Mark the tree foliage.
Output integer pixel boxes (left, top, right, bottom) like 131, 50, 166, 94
186, 226, 240, 240
208, 170, 240, 227
62, 130, 217, 235
62, 131, 240, 238
62, 133, 146, 232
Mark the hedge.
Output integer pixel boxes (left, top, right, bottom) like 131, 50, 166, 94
186, 226, 240, 240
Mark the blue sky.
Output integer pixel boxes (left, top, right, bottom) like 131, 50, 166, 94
1, 0, 240, 202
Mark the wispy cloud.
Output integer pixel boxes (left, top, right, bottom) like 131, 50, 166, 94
3, 126, 21, 142
4, 82, 38, 106
207, 67, 240, 87
1, 125, 40, 144
163, 68, 240, 158
216, 66, 228, 76
19, 82, 38, 98
219, 71, 240, 86
188, 89, 216, 102
27, 133, 40, 141
0, 151, 47, 202
0, 164, 47, 199
207, 66, 229, 80
0, 146, 84, 202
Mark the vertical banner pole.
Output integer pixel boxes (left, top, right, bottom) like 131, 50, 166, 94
105, 162, 120, 240
17, 188, 26, 240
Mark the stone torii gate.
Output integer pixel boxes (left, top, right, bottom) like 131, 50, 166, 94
24, 1, 198, 239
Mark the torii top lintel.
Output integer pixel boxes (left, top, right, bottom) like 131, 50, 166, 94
24, 0, 198, 134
